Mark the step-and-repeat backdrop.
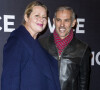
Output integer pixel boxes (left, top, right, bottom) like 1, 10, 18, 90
0, 0, 100, 90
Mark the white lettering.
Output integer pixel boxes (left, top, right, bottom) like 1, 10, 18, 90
96, 52, 100, 65
76, 18, 85, 33
4, 15, 15, 32
48, 17, 55, 33
91, 51, 100, 66
91, 51, 95, 65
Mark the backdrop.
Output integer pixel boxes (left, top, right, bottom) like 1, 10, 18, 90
0, 0, 100, 90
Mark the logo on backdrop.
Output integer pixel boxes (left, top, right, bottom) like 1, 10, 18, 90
0, 16, 85, 34
0, 15, 100, 66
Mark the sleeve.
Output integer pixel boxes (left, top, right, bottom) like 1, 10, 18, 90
1, 37, 22, 90
79, 46, 91, 90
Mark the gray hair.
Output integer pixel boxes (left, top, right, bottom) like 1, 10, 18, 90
54, 6, 75, 21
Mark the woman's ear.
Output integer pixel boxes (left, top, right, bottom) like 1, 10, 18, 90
24, 14, 28, 23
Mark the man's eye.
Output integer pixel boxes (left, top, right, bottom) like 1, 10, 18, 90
56, 19, 60, 21
65, 19, 71, 22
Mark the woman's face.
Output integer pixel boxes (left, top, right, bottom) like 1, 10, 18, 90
24, 6, 47, 37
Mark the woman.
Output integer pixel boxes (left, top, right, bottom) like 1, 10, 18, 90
1, 1, 60, 90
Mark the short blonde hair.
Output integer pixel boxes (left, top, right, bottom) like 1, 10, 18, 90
22, 1, 47, 24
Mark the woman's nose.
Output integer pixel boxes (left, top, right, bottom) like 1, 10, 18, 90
38, 17, 44, 22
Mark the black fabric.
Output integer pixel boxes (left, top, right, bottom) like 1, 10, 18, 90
39, 34, 91, 90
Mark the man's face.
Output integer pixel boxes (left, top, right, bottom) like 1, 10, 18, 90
53, 10, 76, 39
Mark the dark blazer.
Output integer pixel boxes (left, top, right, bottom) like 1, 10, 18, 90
1, 25, 61, 90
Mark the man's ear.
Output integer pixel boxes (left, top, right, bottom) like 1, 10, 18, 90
53, 18, 55, 25
72, 19, 76, 27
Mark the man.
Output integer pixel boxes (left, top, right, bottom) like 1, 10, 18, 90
39, 6, 91, 90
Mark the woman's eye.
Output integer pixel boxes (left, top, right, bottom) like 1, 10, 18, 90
43, 17, 47, 19
35, 15, 39, 17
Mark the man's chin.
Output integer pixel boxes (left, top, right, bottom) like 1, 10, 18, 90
59, 35, 66, 39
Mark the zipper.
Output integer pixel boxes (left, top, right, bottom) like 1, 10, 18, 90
58, 46, 67, 60
55, 44, 67, 60
58, 55, 61, 60
57, 49, 61, 61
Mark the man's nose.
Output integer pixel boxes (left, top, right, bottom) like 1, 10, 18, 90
60, 21, 64, 26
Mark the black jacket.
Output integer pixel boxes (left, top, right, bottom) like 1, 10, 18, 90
39, 34, 91, 90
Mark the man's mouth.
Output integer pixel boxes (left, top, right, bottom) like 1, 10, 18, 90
59, 28, 66, 33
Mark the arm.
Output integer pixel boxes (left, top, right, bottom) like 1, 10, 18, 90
1, 37, 22, 90
79, 47, 91, 90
